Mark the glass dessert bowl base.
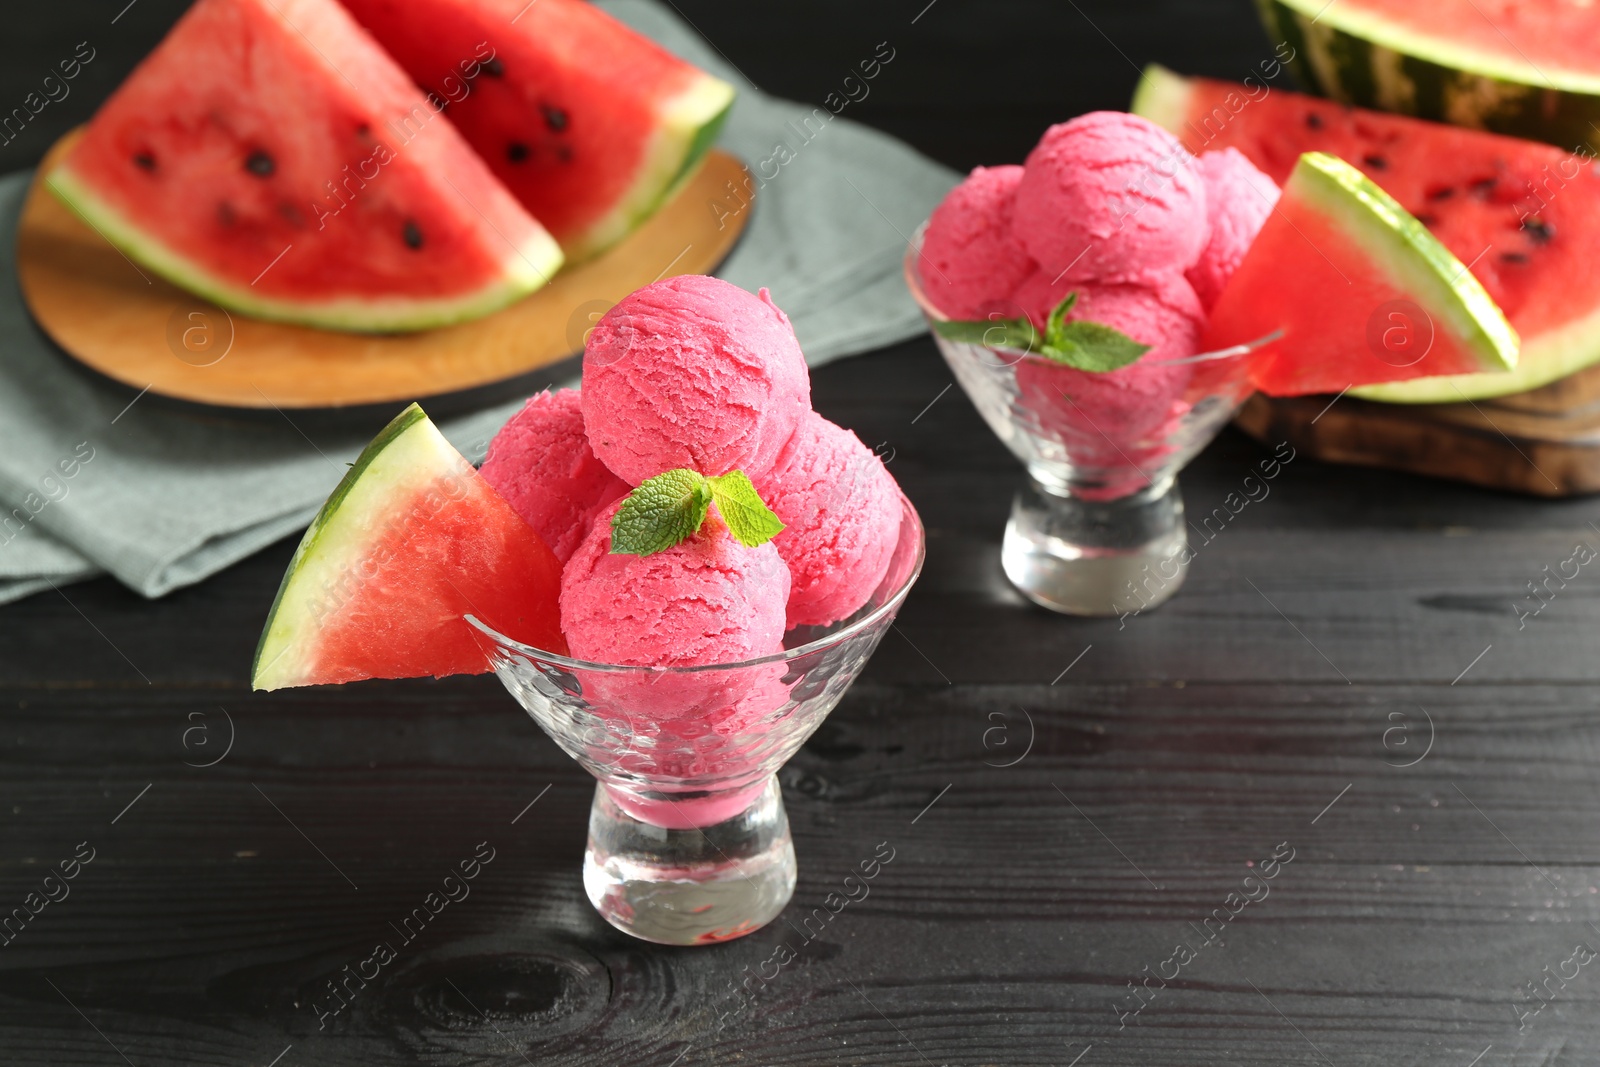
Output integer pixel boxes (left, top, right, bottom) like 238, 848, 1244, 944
583, 775, 797, 946
1002, 475, 1188, 617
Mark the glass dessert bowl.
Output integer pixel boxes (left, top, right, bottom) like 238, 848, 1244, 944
906, 227, 1275, 618
467, 495, 924, 946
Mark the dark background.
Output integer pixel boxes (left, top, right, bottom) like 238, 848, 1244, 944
0, 0, 1280, 173
6, 2, 1600, 1065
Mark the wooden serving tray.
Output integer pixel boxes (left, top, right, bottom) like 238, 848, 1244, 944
16, 131, 752, 409
1235, 362, 1600, 497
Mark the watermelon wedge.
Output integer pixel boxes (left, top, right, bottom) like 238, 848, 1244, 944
252, 403, 565, 691
1135, 65, 1600, 402
1256, 0, 1600, 153
49, 0, 564, 333
1203, 152, 1518, 397
339, 0, 735, 262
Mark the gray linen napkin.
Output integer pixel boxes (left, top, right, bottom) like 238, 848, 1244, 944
0, 0, 957, 606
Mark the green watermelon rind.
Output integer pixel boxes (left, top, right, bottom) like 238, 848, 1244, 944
252, 402, 459, 691
47, 166, 565, 334
667, 91, 735, 197
1349, 311, 1600, 402
564, 74, 736, 262
1129, 65, 1191, 137
1257, 0, 1600, 152
1278, 152, 1519, 381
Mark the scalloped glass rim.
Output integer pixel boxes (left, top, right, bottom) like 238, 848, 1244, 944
903, 221, 1282, 367
465, 494, 926, 675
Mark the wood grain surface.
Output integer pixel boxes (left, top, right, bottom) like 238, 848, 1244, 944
6, 2, 1600, 1066
1237, 363, 1600, 498
16, 135, 750, 409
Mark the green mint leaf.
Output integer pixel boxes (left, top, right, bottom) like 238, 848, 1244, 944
1043, 290, 1080, 349
1039, 320, 1151, 373
610, 468, 713, 556
933, 315, 1043, 354
707, 470, 786, 548
1034, 290, 1151, 371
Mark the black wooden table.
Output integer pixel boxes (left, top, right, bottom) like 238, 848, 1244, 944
6, 2, 1600, 1065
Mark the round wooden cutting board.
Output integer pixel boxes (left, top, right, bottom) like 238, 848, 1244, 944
16, 131, 753, 409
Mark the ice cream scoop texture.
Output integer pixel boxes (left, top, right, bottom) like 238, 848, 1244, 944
480, 389, 629, 562
581, 275, 811, 487
560, 501, 790, 668
764, 412, 902, 629
919, 165, 1037, 320
1186, 148, 1281, 310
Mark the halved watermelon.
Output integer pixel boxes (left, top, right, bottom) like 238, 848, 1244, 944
1135, 66, 1600, 402
1203, 152, 1517, 397
340, 0, 735, 261
50, 0, 563, 333
252, 403, 565, 691
1257, 0, 1600, 153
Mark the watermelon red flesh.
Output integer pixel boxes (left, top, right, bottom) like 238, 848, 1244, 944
252, 403, 565, 691
50, 0, 562, 332
299, 481, 564, 684
1135, 66, 1600, 399
1202, 153, 1517, 397
338, 0, 734, 260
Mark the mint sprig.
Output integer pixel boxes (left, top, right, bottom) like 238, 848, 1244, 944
934, 291, 1151, 372
609, 468, 712, 556
706, 470, 786, 547
610, 468, 785, 556
932, 316, 1044, 353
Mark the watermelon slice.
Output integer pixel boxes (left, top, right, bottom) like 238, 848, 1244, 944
339, 0, 735, 262
49, 0, 564, 333
1135, 66, 1600, 402
1203, 152, 1517, 397
1256, 0, 1600, 153
252, 403, 566, 691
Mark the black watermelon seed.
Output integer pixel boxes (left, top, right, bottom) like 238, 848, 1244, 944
1521, 217, 1554, 243
245, 150, 275, 177
506, 141, 530, 163
403, 220, 424, 249
1471, 177, 1497, 196
482, 58, 504, 77
133, 152, 156, 171
1500, 251, 1529, 264
542, 104, 569, 132
1426, 185, 1456, 201
1305, 112, 1323, 129
357, 123, 372, 138
1362, 153, 1387, 169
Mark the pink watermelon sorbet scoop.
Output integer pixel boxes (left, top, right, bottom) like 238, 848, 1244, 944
559, 502, 794, 827
1012, 277, 1203, 499
479, 389, 628, 562
1186, 148, 1281, 311
559, 500, 790, 670
1012, 111, 1208, 285
581, 275, 811, 487
764, 412, 902, 629
918, 164, 1036, 320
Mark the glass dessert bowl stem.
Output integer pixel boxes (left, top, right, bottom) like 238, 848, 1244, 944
584, 776, 796, 945
1004, 471, 1188, 617
467, 496, 924, 946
